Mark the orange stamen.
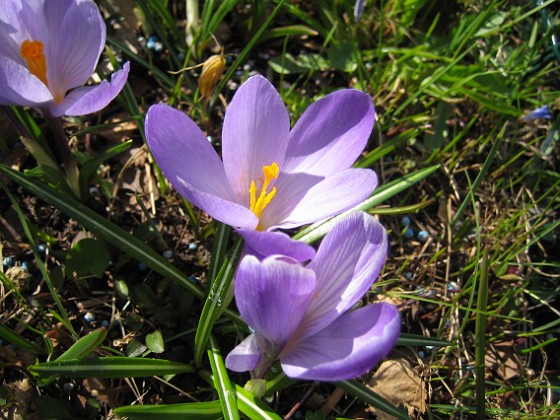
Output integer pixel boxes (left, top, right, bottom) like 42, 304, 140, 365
249, 162, 279, 224
20, 40, 48, 86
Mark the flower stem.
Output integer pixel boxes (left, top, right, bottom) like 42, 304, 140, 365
45, 114, 81, 198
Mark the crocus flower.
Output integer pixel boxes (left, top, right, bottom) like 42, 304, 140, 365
225, 212, 400, 381
146, 75, 377, 235
0, 0, 129, 117
522, 105, 552, 121
354, 0, 365, 21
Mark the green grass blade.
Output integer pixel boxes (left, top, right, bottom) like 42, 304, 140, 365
0, 164, 204, 300
235, 384, 282, 420
336, 380, 410, 420
114, 400, 224, 419
194, 238, 243, 366
207, 335, 239, 420
451, 123, 506, 226
397, 333, 450, 347
55, 328, 108, 362
475, 250, 489, 418
0, 323, 45, 354
294, 164, 440, 243
212, 0, 286, 106
29, 357, 196, 379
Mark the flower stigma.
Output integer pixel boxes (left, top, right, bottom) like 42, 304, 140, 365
249, 162, 279, 227
20, 40, 48, 87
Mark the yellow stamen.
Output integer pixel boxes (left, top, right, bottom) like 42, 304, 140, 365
249, 162, 280, 222
20, 40, 48, 86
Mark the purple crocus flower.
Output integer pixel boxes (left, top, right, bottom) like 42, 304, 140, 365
0, 0, 129, 117
145, 75, 377, 235
354, 0, 365, 21
522, 105, 552, 121
225, 212, 400, 381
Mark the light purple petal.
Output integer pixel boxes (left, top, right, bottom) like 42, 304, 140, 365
281, 303, 400, 381
264, 168, 378, 230
0, 56, 53, 108
299, 212, 388, 338
221, 75, 290, 204
51, 62, 129, 116
354, 0, 365, 21
235, 255, 316, 346
145, 103, 258, 229
0, 1, 24, 60
238, 229, 315, 262
284, 89, 374, 176
225, 334, 265, 372
175, 177, 258, 229
45, 0, 105, 101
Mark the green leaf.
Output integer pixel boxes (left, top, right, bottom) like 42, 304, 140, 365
397, 333, 450, 347
0, 323, 45, 354
29, 357, 196, 379
328, 42, 357, 72
235, 385, 282, 420
146, 330, 165, 354
56, 328, 107, 362
65, 238, 111, 278
194, 238, 243, 366
114, 400, 223, 419
207, 336, 239, 420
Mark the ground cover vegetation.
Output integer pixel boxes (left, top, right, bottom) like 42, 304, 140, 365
0, 0, 559, 418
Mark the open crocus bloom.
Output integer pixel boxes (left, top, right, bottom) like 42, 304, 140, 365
146, 75, 378, 234
0, 0, 129, 117
225, 212, 401, 381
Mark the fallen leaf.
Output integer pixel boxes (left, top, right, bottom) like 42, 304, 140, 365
366, 357, 426, 419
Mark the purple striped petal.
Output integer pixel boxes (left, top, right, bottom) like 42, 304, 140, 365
281, 303, 400, 381
225, 334, 265, 373
284, 89, 374, 176
145, 103, 258, 229
51, 62, 129, 116
299, 212, 388, 338
45, 0, 105, 102
264, 168, 377, 230
221, 75, 290, 204
238, 229, 315, 262
0, 57, 53, 107
235, 255, 316, 346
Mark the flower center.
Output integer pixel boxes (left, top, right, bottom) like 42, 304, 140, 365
249, 162, 279, 226
20, 40, 48, 87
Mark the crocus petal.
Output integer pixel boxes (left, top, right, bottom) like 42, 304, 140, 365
176, 177, 258, 230
51, 62, 129, 116
354, 0, 365, 21
238, 229, 315, 262
284, 89, 374, 177
264, 168, 377, 230
299, 212, 388, 338
225, 334, 265, 372
145, 103, 258, 229
0, 57, 53, 108
281, 303, 400, 381
45, 0, 105, 100
221, 75, 290, 203
235, 255, 316, 346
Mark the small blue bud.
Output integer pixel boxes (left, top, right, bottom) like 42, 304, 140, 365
84, 312, 96, 323
21, 261, 29, 271
404, 228, 414, 239
188, 275, 198, 284
101, 320, 109, 327
163, 250, 173, 259
418, 351, 425, 358
138, 262, 147, 271
401, 216, 411, 226
189, 243, 197, 251
405, 272, 413, 280
447, 282, 460, 293
417, 230, 429, 242
3, 256, 14, 268
146, 35, 157, 50
37, 244, 47, 255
